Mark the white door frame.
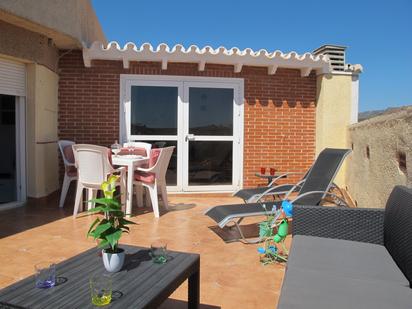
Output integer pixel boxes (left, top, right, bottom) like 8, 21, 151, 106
120, 74, 244, 192
182, 80, 242, 191
15, 96, 27, 202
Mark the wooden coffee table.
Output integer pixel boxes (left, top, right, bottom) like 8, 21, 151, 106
0, 245, 200, 308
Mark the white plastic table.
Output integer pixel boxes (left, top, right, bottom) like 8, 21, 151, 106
112, 155, 149, 217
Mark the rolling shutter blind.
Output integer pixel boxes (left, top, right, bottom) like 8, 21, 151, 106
0, 58, 26, 96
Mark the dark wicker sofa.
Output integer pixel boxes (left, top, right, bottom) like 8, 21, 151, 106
278, 185, 412, 309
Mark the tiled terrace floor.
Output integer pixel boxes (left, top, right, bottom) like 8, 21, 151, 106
0, 191, 290, 308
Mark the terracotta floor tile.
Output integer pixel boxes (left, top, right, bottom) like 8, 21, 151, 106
0, 192, 289, 308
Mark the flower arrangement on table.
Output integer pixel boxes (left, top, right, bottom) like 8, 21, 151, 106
257, 200, 293, 265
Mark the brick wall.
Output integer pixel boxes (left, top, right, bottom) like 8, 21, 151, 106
58, 50, 316, 188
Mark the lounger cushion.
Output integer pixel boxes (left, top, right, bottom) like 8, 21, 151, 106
278, 235, 411, 309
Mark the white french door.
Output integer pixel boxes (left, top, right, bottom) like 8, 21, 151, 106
120, 75, 244, 192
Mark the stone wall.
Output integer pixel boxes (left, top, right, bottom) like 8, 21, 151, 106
0, 0, 105, 48
0, 20, 59, 72
346, 107, 412, 208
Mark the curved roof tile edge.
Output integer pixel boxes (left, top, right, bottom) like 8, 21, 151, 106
82, 41, 332, 76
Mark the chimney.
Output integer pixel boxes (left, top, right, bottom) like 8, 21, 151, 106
313, 45, 346, 72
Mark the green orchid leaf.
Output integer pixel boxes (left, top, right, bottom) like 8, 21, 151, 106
91, 222, 112, 239
97, 239, 109, 249
119, 218, 136, 225
87, 218, 100, 236
109, 211, 124, 217
90, 198, 120, 207
86, 206, 111, 214
105, 230, 122, 250
118, 225, 130, 232
87, 198, 109, 205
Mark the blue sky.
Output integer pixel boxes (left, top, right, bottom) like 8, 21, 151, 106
92, 0, 411, 112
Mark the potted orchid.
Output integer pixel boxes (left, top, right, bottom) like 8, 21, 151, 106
87, 175, 135, 272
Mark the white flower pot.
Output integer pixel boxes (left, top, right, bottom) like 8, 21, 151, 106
102, 248, 125, 273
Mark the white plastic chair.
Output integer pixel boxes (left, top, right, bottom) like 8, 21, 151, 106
58, 140, 77, 208
72, 144, 126, 217
123, 142, 152, 157
133, 146, 175, 218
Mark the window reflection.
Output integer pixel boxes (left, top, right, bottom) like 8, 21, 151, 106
131, 86, 178, 135
189, 88, 233, 136
189, 141, 232, 185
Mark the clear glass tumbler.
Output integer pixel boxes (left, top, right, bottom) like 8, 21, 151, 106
90, 274, 112, 307
150, 241, 168, 264
34, 262, 56, 289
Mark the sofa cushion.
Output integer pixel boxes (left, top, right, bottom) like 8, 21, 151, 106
286, 235, 408, 285
278, 235, 411, 309
384, 185, 412, 287
278, 265, 412, 309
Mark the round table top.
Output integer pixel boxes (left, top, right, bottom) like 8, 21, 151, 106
254, 173, 286, 179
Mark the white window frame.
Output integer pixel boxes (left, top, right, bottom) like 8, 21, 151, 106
120, 74, 244, 192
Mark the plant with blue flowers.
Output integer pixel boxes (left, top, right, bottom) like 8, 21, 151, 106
257, 200, 293, 265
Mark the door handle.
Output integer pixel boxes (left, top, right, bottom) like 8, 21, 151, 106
185, 134, 195, 142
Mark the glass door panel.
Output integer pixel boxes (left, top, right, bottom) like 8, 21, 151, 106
189, 88, 233, 136
188, 141, 232, 186
0, 94, 16, 203
126, 82, 182, 190
130, 86, 178, 135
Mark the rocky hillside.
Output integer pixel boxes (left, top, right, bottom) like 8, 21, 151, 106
358, 105, 412, 121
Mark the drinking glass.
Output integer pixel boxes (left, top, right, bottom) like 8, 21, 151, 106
111, 141, 121, 156
34, 262, 56, 289
270, 167, 276, 176
150, 241, 168, 264
90, 274, 112, 307
260, 167, 266, 175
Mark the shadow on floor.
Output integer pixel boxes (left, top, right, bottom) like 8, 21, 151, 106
0, 190, 74, 239
208, 223, 260, 243
0, 187, 197, 238
131, 202, 197, 217
166, 203, 197, 211
159, 298, 221, 309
